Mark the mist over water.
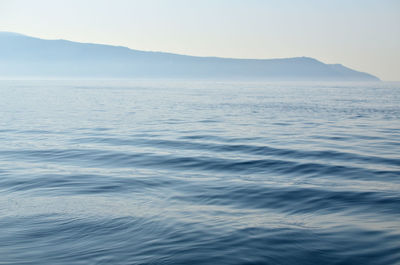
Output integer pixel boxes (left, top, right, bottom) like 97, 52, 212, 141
0, 80, 399, 264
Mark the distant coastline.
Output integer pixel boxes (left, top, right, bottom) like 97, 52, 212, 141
0, 32, 380, 81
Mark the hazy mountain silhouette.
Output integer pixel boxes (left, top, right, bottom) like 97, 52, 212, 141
0, 32, 379, 80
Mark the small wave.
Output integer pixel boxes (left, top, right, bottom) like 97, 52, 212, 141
2, 149, 398, 182
171, 184, 400, 216
72, 136, 400, 167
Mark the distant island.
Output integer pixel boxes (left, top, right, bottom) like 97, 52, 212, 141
0, 32, 379, 81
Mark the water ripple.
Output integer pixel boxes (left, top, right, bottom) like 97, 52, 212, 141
0, 80, 399, 264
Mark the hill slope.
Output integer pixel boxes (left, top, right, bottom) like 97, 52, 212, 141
0, 32, 379, 81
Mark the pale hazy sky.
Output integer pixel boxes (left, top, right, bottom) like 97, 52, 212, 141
0, 0, 399, 80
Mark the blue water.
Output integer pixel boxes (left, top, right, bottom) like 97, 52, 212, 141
0, 80, 399, 264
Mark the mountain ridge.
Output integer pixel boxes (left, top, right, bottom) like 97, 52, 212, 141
0, 32, 380, 81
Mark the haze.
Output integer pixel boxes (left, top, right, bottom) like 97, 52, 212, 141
0, 0, 399, 80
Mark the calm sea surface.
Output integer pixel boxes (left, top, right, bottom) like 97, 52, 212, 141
0, 80, 399, 264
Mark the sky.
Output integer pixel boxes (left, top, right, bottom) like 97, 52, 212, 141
0, 0, 399, 80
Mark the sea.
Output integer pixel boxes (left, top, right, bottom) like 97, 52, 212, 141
0, 80, 399, 265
